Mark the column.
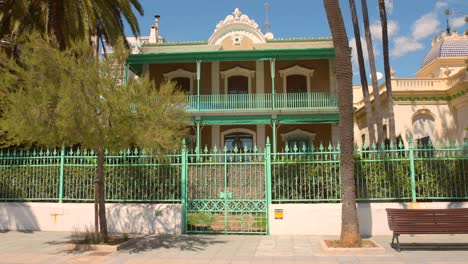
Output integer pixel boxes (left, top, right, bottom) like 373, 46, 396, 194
331, 124, 339, 147
212, 125, 220, 148
196, 60, 201, 111
195, 120, 201, 158
272, 119, 277, 154
270, 59, 276, 109
256, 61, 264, 93
257, 124, 265, 150
211, 61, 220, 94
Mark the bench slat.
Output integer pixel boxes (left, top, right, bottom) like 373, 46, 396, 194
386, 208, 468, 234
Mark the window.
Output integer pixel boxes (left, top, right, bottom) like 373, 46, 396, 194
220, 66, 255, 94
279, 65, 315, 93
286, 74, 307, 93
281, 128, 316, 152
286, 136, 310, 151
163, 68, 196, 94
412, 111, 435, 157
224, 133, 253, 152
227, 76, 248, 94
173, 77, 191, 93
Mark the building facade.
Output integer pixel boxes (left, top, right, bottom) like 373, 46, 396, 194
353, 31, 468, 147
127, 8, 339, 154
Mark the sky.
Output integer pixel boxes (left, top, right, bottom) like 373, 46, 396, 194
124, 0, 467, 84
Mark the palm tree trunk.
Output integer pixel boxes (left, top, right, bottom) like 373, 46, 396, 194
96, 147, 108, 242
379, 0, 396, 143
47, 0, 66, 49
348, 0, 376, 146
323, 0, 361, 247
361, 0, 384, 146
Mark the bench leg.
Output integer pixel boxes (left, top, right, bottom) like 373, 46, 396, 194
391, 234, 401, 252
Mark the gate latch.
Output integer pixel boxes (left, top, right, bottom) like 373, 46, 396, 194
220, 192, 232, 199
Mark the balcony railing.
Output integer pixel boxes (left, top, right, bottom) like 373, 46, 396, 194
185, 92, 337, 112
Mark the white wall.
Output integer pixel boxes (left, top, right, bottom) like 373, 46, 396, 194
3, 202, 467, 236
0, 203, 182, 234
269, 202, 468, 236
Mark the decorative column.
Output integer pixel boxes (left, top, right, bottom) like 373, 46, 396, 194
270, 59, 276, 109
195, 120, 201, 159
196, 60, 201, 111
271, 119, 277, 154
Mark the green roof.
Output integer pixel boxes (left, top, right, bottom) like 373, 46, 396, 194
266, 37, 332, 43
141, 40, 208, 47
128, 47, 335, 75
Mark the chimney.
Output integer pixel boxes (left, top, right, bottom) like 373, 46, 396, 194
155, 15, 160, 43
148, 15, 160, 44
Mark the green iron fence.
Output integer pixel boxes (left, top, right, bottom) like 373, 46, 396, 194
0, 147, 181, 202
0, 138, 467, 203
184, 145, 268, 234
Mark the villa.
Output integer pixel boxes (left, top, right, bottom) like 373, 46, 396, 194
126, 8, 339, 154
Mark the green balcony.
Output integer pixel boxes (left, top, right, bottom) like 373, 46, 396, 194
185, 92, 337, 112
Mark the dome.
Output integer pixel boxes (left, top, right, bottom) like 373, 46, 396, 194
421, 34, 468, 68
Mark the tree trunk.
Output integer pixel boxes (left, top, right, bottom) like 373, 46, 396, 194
379, 0, 396, 143
323, 0, 361, 247
348, 0, 376, 146
361, 0, 384, 146
96, 147, 108, 242
48, 0, 66, 49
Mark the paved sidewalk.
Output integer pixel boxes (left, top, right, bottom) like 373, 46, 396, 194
1, 231, 468, 263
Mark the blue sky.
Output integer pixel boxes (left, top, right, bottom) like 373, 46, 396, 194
125, 0, 467, 84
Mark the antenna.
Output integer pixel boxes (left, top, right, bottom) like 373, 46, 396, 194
444, 9, 451, 34
264, 2, 271, 33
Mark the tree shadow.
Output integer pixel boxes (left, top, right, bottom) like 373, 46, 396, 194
0, 202, 39, 233
358, 202, 373, 237
106, 203, 182, 234
123, 234, 227, 254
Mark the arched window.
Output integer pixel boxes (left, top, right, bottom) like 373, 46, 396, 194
221, 128, 256, 151
220, 66, 255, 94
224, 133, 253, 151
163, 68, 196, 94
281, 128, 316, 151
279, 65, 315, 93
412, 111, 435, 148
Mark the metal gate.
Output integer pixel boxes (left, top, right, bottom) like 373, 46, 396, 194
183, 149, 268, 234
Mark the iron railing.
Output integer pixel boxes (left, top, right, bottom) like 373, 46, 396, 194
0, 138, 466, 203
185, 92, 337, 112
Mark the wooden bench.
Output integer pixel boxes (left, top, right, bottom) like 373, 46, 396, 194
386, 208, 468, 251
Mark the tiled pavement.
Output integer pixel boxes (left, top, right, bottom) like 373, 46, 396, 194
1, 231, 468, 263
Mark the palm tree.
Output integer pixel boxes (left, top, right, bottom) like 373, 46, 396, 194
379, 0, 396, 143
0, 0, 144, 49
323, 0, 361, 247
348, 0, 376, 146
361, 0, 384, 146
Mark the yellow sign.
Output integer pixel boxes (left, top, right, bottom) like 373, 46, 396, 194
275, 209, 283, 219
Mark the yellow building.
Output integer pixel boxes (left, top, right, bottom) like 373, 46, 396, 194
353, 31, 468, 147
